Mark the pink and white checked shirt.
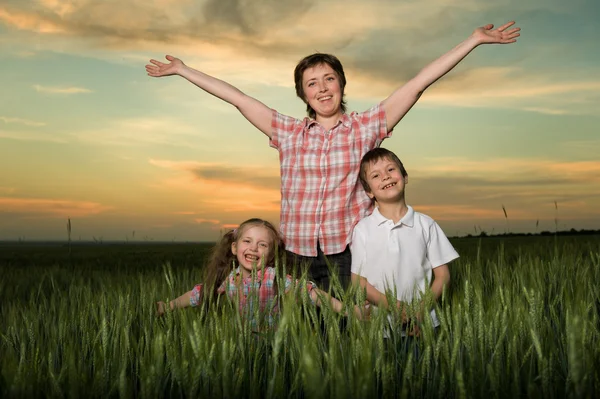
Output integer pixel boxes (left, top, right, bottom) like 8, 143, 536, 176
190, 267, 316, 330
270, 103, 390, 256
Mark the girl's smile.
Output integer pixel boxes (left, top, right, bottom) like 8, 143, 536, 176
231, 225, 273, 277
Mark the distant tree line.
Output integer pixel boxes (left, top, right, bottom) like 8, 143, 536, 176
457, 228, 600, 239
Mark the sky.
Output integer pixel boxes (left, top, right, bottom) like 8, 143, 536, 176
1, 0, 599, 242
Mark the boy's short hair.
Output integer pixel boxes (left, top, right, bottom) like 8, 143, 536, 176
294, 53, 347, 119
359, 148, 408, 194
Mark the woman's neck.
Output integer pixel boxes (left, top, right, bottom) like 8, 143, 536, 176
316, 112, 343, 131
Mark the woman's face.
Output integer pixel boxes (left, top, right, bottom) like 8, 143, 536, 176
302, 63, 343, 120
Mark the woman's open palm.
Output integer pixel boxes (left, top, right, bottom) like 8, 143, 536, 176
473, 21, 521, 44
146, 55, 184, 77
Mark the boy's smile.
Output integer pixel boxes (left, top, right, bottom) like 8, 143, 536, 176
365, 158, 407, 203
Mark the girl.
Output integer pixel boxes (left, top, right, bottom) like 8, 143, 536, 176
146, 21, 520, 292
156, 218, 353, 329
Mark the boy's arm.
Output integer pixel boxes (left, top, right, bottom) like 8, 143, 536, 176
352, 273, 409, 322
429, 264, 451, 302
146, 55, 273, 137
382, 21, 520, 131
309, 288, 366, 319
310, 288, 344, 313
156, 290, 193, 316
413, 264, 450, 323
352, 273, 390, 308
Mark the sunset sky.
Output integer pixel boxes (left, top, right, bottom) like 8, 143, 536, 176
1, 0, 599, 242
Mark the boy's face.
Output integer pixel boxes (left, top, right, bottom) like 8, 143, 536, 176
302, 63, 343, 119
364, 157, 407, 203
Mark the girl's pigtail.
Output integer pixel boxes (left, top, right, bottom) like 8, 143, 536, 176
203, 229, 238, 300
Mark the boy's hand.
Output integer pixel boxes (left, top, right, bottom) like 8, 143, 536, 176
156, 301, 168, 316
407, 322, 421, 337
146, 55, 185, 77
353, 304, 371, 320
471, 21, 520, 45
396, 300, 409, 323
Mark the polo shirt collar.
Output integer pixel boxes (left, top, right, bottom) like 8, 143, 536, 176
373, 205, 415, 228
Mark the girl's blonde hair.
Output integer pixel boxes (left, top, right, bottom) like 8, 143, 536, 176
203, 218, 284, 298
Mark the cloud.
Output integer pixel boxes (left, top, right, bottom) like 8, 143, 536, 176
0, 197, 112, 218
0, 187, 16, 194
194, 218, 220, 225
200, 0, 315, 36
150, 159, 281, 191
0, 129, 68, 143
0, 6, 65, 33
0, 116, 46, 127
414, 204, 524, 221
418, 158, 600, 181
402, 158, 600, 224
33, 84, 92, 94
3, 1, 598, 115
146, 159, 282, 216
69, 117, 203, 147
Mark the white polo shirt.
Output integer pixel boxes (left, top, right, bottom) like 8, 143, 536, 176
351, 205, 459, 327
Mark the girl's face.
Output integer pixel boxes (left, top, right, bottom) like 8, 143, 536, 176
302, 63, 343, 120
231, 225, 273, 277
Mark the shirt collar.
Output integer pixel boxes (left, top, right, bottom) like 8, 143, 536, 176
305, 112, 351, 129
373, 205, 414, 228
233, 266, 265, 280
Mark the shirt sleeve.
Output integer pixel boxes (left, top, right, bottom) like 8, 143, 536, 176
427, 222, 460, 268
350, 223, 368, 277
356, 102, 392, 146
269, 109, 302, 150
190, 284, 203, 307
283, 274, 317, 305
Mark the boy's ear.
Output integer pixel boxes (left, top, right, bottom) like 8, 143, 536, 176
404, 176, 408, 185
231, 241, 237, 255
366, 189, 375, 200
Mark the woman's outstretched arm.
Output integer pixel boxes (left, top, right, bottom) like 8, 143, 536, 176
382, 21, 521, 131
146, 55, 273, 137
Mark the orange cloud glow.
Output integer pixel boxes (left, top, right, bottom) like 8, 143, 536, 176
419, 158, 600, 182
194, 218, 221, 225
416, 204, 529, 221
0, 7, 65, 33
0, 197, 112, 218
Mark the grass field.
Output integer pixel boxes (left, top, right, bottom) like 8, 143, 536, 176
1, 235, 599, 398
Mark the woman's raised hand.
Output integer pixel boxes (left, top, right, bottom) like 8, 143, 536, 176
146, 55, 185, 77
472, 21, 521, 45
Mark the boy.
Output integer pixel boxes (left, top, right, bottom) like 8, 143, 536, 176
351, 148, 459, 336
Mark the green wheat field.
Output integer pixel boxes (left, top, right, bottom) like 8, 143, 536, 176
1, 235, 599, 398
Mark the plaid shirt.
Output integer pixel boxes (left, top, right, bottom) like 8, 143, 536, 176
190, 267, 316, 329
270, 103, 390, 256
